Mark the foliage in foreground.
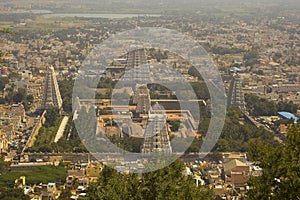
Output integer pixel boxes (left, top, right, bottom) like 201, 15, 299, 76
82, 160, 214, 200
248, 125, 300, 200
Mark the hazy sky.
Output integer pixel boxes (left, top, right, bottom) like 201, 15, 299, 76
1, 0, 299, 13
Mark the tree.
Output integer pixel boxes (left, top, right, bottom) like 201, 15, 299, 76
59, 189, 72, 200
245, 94, 298, 117
248, 125, 300, 199
169, 120, 180, 132
83, 167, 140, 200
142, 160, 214, 200
12, 88, 27, 103
0, 188, 30, 200
59, 79, 74, 113
0, 77, 9, 91
190, 81, 209, 100
26, 94, 34, 104
0, 156, 10, 172
277, 101, 298, 113
245, 94, 277, 116
210, 107, 276, 152
44, 108, 60, 127
243, 49, 260, 67
83, 160, 214, 200
188, 66, 202, 80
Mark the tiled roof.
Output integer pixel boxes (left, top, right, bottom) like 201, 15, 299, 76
224, 159, 247, 172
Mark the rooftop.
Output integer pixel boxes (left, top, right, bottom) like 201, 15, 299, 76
278, 111, 299, 123
224, 159, 248, 172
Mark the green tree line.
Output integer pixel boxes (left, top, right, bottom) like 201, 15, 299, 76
81, 160, 214, 200
245, 93, 298, 116
248, 125, 300, 199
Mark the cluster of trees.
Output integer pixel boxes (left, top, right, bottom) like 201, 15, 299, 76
75, 107, 98, 148
26, 124, 59, 153
245, 94, 277, 116
148, 48, 168, 62
82, 160, 214, 200
3, 87, 34, 110
59, 78, 74, 113
0, 156, 66, 199
190, 81, 210, 100
109, 134, 143, 153
187, 67, 210, 101
211, 46, 245, 55
148, 79, 210, 102
188, 66, 203, 80
59, 77, 114, 112
272, 52, 283, 63
26, 108, 61, 153
97, 77, 117, 89
0, 165, 67, 188
196, 107, 276, 153
148, 84, 174, 100
168, 120, 181, 132
248, 125, 300, 199
69, 77, 117, 101
96, 92, 112, 99
72, 77, 99, 99
0, 77, 9, 91
185, 137, 203, 153
28, 108, 88, 153
53, 116, 88, 153
285, 57, 300, 66
277, 100, 298, 113
214, 107, 277, 152
0, 188, 29, 200
0, 70, 34, 108
243, 49, 260, 67
245, 93, 298, 116
44, 108, 60, 127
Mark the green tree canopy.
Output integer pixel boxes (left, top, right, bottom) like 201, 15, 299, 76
12, 88, 26, 103
248, 125, 300, 199
0, 188, 30, 200
44, 107, 60, 127
83, 160, 214, 200
59, 78, 74, 113
245, 93, 298, 116
0, 77, 9, 91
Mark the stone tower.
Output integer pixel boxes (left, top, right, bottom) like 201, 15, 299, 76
141, 113, 172, 154
227, 73, 245, 111
134, 84, 151, 114
41, 67, 62, 110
